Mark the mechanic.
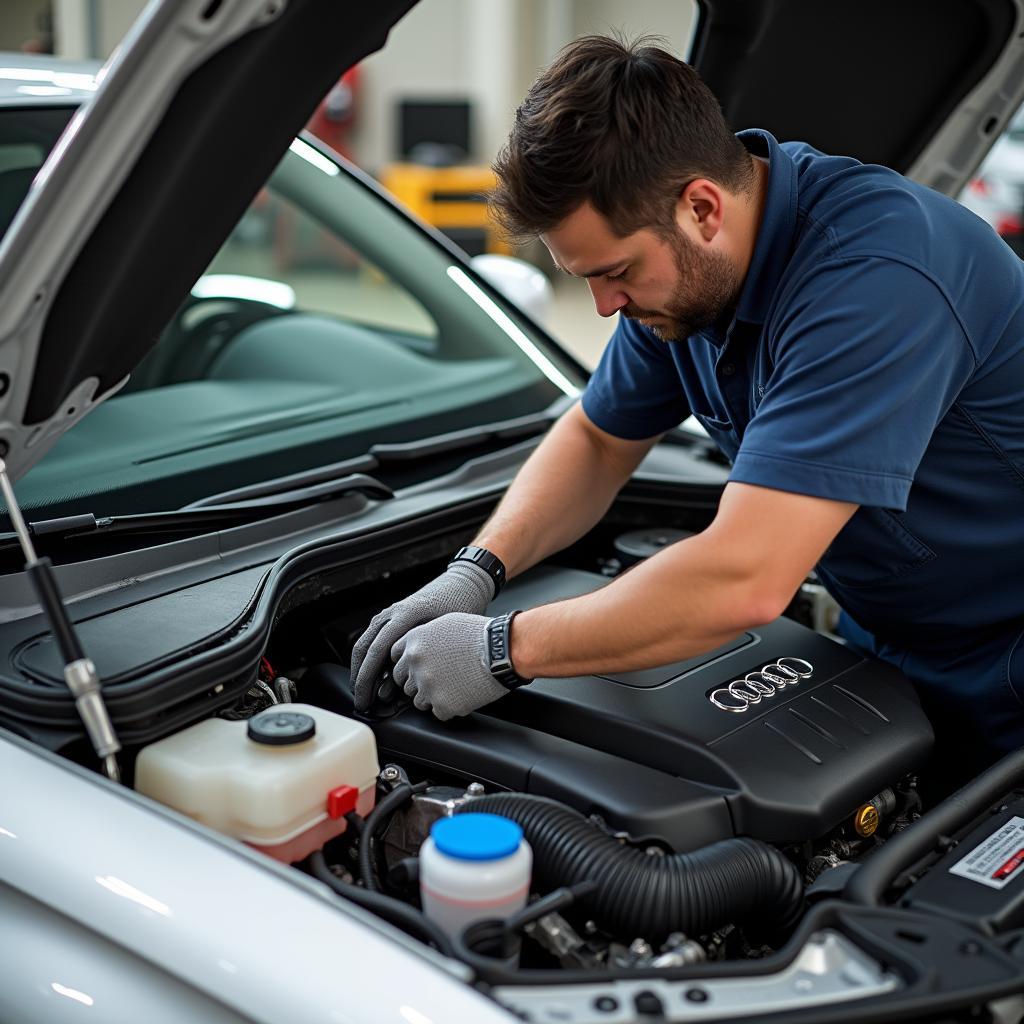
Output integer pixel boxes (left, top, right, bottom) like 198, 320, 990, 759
353, 36, 1024, 770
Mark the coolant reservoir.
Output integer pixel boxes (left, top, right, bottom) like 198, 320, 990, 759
135, 704, 378, 862
420, 813, 532, 944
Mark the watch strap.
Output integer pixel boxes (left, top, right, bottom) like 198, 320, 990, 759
485, 610, 532, 690
449, 545, 506, 596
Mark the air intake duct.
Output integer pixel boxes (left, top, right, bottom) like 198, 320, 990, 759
458, 793, 803, 941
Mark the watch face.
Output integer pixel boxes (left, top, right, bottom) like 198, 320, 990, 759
486, 616, 507, 663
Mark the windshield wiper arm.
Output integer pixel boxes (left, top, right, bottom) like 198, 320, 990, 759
368, 396, 573, 464
193, 471, 392, 512
0, 472, 392, 556
183, 454, 380, 510
182, 396, 573, 512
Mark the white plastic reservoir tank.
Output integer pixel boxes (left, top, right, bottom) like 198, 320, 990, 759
419, 813, 532, 944
135, 704, 378, 862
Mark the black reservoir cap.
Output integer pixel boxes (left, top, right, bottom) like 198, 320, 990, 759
248, 710, 316, 746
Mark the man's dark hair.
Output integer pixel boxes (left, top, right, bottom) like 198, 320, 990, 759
490, 35, 754, 242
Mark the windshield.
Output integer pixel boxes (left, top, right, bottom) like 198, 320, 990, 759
15, 136, 582, 519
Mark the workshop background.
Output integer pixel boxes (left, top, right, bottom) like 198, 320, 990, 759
1, 0, 1019, 370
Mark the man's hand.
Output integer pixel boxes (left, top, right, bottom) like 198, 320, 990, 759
351, 563, 494, 711
391, 613, 511, 721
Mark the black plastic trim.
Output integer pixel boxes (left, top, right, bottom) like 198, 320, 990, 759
692, 0, 1016, 173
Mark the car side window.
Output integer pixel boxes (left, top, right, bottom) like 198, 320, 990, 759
205, 186, 437, 341
0, 107, 77, 242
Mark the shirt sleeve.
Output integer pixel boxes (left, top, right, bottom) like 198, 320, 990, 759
730, 257, 976, 510
581, 315, 691, 439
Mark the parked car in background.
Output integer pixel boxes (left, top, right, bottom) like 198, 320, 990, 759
959, 107, 1024, 253
2, 2, 1024, 1022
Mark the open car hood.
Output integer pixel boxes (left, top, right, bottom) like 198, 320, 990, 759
0, 0, 1021, 484
691, 0, 1024, 194
0, 0, 417, 484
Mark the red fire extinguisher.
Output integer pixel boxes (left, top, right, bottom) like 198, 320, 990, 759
306, 65, 360, 161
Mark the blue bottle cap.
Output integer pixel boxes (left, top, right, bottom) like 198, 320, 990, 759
431, 813, 523, 862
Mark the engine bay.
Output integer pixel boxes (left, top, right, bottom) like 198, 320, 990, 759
223, 549, 936, 974
6, 503, 1024, 1017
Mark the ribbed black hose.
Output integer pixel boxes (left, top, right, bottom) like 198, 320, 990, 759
459, 794, 804, 941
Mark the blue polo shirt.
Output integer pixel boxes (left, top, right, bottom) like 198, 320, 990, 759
583, 129, 1024, 762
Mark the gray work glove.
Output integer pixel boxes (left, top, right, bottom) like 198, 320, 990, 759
391, 612, 511, 721
351, 562, 494, 711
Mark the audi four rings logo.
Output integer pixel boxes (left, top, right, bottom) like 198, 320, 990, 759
708, 657, 814, 712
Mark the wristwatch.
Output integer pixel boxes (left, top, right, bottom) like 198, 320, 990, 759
485, 610, 533, 690
449, 545, 507, 596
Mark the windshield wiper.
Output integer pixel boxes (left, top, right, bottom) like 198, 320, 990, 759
370, 397, 573, 463
185, 395, 574, 510
0, 397, 575, 560
184, 454, 382, 510
0, 472, 392, 558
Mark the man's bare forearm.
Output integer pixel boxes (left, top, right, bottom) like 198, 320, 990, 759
508, 483, 858, 679
473, 402, 658, 578
510, 528, 759, 678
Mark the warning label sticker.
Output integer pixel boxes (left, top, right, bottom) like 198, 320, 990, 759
949, 816, 1024, 890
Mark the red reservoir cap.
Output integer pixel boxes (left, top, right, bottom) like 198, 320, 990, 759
327, 784, 359, 819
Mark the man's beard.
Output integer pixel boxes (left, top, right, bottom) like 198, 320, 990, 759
622, 229, 741, 342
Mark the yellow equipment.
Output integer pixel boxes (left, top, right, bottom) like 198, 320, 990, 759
380, 163, 511, 256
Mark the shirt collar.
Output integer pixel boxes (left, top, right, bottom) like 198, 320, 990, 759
731, 129, 799, 327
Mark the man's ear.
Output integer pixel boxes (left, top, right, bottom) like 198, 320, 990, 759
675, 179, 724, 241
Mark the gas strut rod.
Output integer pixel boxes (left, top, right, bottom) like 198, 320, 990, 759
0, 458, 121, 782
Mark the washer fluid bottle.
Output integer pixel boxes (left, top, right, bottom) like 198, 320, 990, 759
135, 704, 378, 862
419, 813, 532, 948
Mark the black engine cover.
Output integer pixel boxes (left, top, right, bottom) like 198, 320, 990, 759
316, 566, 934, 850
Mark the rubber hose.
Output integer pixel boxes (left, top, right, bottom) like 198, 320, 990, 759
458, 794, 804, 940
458, 882, 599, 965
309, 849, 454, 958
359, 782, 414, 892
